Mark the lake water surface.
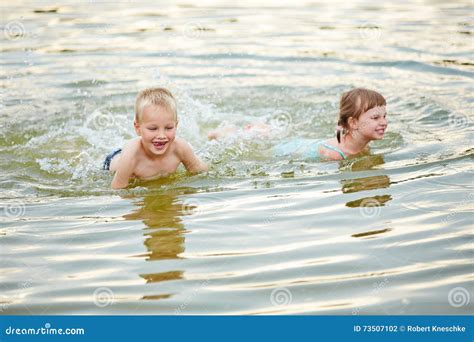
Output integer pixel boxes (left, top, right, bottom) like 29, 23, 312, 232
1, 0, 473, 314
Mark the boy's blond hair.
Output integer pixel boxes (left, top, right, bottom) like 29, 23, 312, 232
135, 87, 177, 123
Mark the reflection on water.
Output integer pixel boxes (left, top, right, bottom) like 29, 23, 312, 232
341, 155, 391, 209
124, 192, 188, 261
345, 194, 392, 208
352, 228, 393, 239
342, 175, 391, 194
348, 155, 387, 172
123, 191, 192, 294
341, 156, 392, 207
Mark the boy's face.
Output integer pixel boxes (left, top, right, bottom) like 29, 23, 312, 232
134, 104, 177, 156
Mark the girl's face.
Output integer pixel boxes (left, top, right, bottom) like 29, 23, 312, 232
134, 104, 177, 156
351, 106, 388, 141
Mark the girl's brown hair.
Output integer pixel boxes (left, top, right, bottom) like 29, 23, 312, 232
337, 88, 386, 142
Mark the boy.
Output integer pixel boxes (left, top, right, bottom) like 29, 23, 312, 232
103, 87, 208, 189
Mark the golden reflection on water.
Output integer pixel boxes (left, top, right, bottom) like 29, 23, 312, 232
348, 154, 386, 171
341, 175, 391, 194
341, 155, 392, 212
345, 194, 392, 208
141, 270, 184, 284
341, 156, 391, 206
341, 156, 393, 240
122, 190, 198, 296
123, 191, 191, 261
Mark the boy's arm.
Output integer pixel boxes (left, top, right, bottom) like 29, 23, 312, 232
178, 139, 208, 173
111, 145, 137, 189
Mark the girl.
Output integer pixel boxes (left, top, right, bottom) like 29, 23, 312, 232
208, 88, 388, 161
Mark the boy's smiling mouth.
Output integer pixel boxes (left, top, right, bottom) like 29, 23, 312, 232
152, 141, 168, 150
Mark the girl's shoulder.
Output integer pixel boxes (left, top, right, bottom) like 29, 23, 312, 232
317, 138, 346, 161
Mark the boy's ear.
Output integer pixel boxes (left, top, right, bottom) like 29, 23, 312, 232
134, 121, 141, 135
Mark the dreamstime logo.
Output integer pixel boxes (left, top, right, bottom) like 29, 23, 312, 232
0, 291, 22, 313
182, 22, 204, 39
270, 287, 292, 307
371, 278, 389, 295
18, 280, 32, 289
93, 287, 115, 307
448, 113, 470, 130
14, 262, 49, 293
3, 200, 26, 218
100, 24, 113, 34
359, 22, 381, 40
84, 110, 116, 130
448, 287, 470, 308
270, 112, 292, 131
174, 279, 210, 315
4, 21, 26, 41
151, 67, 161, 80
359, 198, 381, 218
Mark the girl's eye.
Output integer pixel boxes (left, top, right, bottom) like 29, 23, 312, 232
148, 127, 157, 130
166, 127, 174, 130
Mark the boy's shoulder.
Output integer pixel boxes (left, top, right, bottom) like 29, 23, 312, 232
172, 137, 192, 155
118, 137, 143, 165
172, 137, 202, 163
123, 137, 142, 154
